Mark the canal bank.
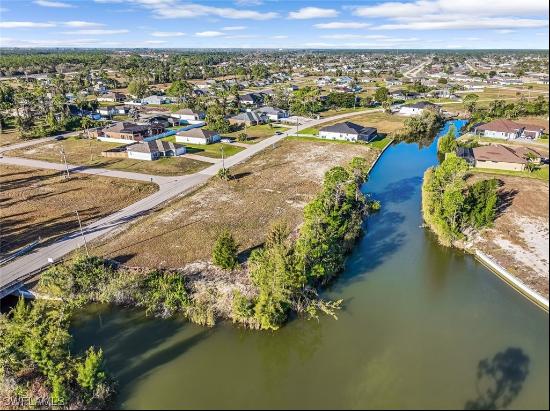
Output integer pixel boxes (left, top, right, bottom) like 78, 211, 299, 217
72, 120, 548, 410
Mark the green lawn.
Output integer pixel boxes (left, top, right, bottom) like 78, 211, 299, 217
225, 124, 291, 143
471, 166, 549, 181
299, 127, 319, 136
162, 136, 244, 158
368, 135, 394, 150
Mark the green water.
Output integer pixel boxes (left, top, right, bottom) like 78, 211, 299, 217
73, 121, 549, 409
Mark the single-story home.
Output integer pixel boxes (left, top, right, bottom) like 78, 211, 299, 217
457, 144, 543, 171
318, 121, 378, 142
142, 95, 168, 105
98, 105, 129, 117
398, 101, 439, 116
239, 93, 263, 106
474, 119, 545, 140
127, 140, 186, 161
171, 108, 205, 122
385, 78, 403, 86
229, 111, 266, 126
95, 122, 165, 143
97, 92, 125, 102
175, 128, 221, 145
254, 106, 288, 121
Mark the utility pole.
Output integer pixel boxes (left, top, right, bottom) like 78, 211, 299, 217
221, 145, 225, 170
75, 210, 89, 257
60, 146, 70, 178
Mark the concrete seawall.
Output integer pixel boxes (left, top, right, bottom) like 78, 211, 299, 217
475, 250, 549, 312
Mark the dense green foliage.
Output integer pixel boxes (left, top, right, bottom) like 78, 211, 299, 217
437, 125, 458, 154
212, 230, 239, 270
422, 156, 498, 246
395, 109, 445, 147
0, 299, 113, 408
244, 157, 372, 330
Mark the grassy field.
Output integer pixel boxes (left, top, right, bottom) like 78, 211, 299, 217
0, 164, 157, 255
161, 136, 244, 158
314, 111, 407, 135
7, 137, 211, 176
93, 139, 382, 268
224, 124, 291, 143
470, 166, 549, 181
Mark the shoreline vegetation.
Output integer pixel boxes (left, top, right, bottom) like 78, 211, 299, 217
0, 156, 380, 408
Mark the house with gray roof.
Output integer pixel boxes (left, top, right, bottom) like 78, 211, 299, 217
126, 140, 186, 161
229, 111, 266, 126
318, 121, 378, 142
175, 128, 221, 145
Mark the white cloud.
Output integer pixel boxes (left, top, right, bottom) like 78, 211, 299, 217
151, 31, 186, 37
0, 21, 56, 28
353, 0, 548, 18
495, 29, 516, 34
195, 31, 225, 37
314, 21, 371, 29
0, 37, 119, 47
288, 7, 339, 20
234, 0, 263, 5
376, 18, 548, 30
34, 0, 75, 8
62, 29, 129, 35
222, 26, 246, 31
272, 35, 288, 39
63, 21, 105, 27
129, 0, 278, 20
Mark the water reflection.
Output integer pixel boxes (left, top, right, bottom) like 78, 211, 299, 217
465, 347, 530, 410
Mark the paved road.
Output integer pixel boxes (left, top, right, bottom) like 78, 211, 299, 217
403, 59, 430, 79
0, 108, 384, 297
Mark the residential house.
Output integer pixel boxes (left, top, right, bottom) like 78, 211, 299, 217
142, 95, 169, 105
385, 78, 403, 87
175, 128, 221, 145
391, 89, 420, 100
254, 106, 288, 121
97, 92, 125, 102
318, 121, 378, 142
474, 119, 545, 140
398, 101, 439, 116
126, 140, 186, 161
239, 93, 263, 107
96, 122, 165, 143
457, 144, 544, 171
171, 108, 205, 122
229, 111, 266, 127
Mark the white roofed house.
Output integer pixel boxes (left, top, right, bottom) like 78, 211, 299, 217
142, 95, 169, 105
254, 106, 288, 122
171, 108, 205, 123
126, 140, 186, 161
175, 128, 221, 145
318, 121, 378, 142
398, 101, 439, 116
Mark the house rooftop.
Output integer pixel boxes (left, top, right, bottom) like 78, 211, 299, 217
127, 140, 183, 154
177, 128, 218, 139
319, 121, 377, 135
472, 144, 539, 164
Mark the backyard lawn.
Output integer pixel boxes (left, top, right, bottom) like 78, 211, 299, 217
162, 136, 245, 158
470, 166, 549, 181
7, 137, 211, 176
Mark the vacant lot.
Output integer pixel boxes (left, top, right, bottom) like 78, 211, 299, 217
7, 137, 211, 176
0, 129, 24, 146
93, 139, 380, 268
470, 174, 549, 298
225, 124, 291, 143
0, 164, 157, 255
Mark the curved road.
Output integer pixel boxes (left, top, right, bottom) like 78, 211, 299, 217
0, 108, 383, 297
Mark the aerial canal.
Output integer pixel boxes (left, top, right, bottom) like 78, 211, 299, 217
73, 120, 549, 409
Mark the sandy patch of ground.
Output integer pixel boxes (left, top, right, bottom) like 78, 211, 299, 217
93, 139, 379, 268
470, 175, 549, 298
0, 164, 157, 256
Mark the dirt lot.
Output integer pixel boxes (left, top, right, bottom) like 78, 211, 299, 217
7, 137, 211, 176
93, 139, 380, 268
0, 129, 25, 147
0, 164, 157, 255
470, 174, 549, 298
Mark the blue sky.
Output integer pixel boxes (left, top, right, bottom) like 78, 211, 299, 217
0, 0, 548, 49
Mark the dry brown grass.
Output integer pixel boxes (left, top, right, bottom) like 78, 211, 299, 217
0, 164, 157, 255
93, 139, 380, 268
469, 174, 549, 298
317, 111, 406, 134
7, 137, 211, 176
0, 129, 25, 146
